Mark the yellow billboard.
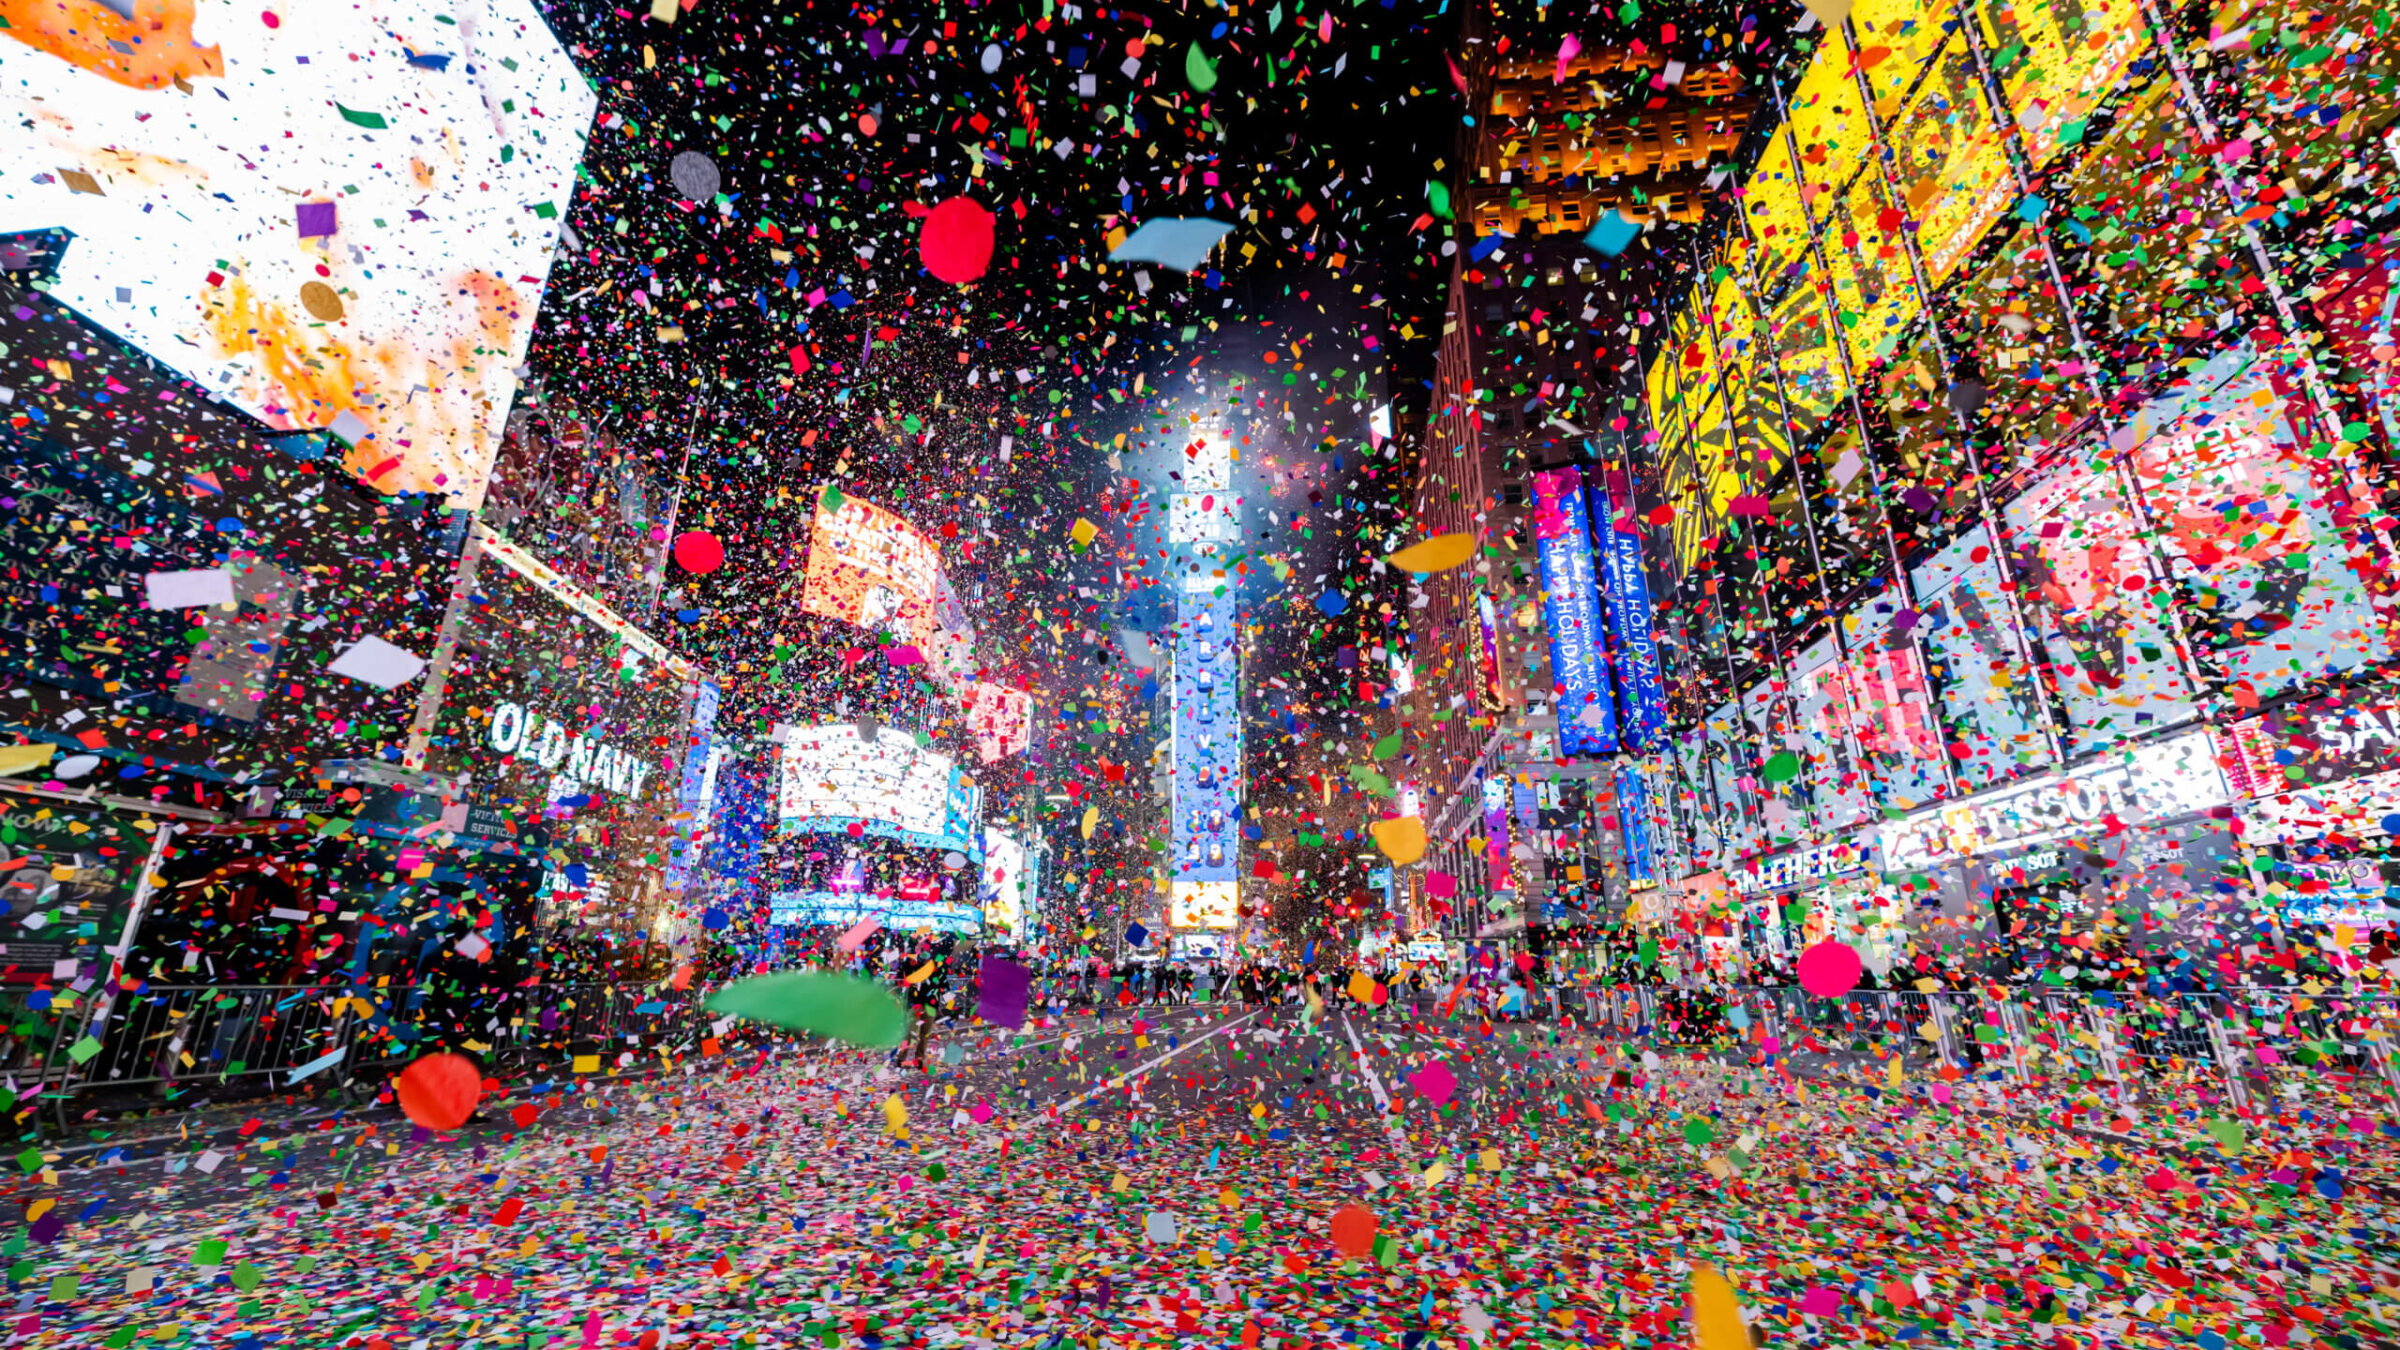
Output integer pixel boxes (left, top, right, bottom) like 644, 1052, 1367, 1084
1886, 52, 2018, 285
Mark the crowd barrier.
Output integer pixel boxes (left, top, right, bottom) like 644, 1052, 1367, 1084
1563, 981, 2400, 1111
2, 981, 715, 1134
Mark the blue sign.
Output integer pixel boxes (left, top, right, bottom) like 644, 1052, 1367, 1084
1531, 466, 1615, 756
664, 681, 721, 893
766, 891, 983, 934
1590, 467, 1668, 754
1172, 584, 1240, 884
1616, 763, 1657, 890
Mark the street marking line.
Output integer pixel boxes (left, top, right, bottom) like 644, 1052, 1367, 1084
1055, 1008, 1263, 1114
1339, 1014, 1409, 1151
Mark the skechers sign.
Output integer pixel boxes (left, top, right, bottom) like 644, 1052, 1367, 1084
487, 701, 658, 801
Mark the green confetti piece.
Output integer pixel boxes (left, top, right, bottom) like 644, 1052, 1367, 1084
335, 104, 389, 130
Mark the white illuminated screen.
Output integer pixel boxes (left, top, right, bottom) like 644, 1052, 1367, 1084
1170, 880, 1238, 931
980, 828, 1027, 943
0, 0, 595, 510
778, 725, 954, 839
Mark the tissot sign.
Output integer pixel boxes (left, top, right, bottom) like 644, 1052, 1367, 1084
1879, 730, 2228, 871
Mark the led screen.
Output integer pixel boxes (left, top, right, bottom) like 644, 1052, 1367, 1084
2005, 464, 2201, 754
2122, 343, 2396, 699
961, 681, 1034, 763
0, 0, 594, 510
799, 493, 974, 682
768, 891, 982, 935
421, 533, 699, 928
980, 828, 1030, 943
1530, 467, 1613, 756
1909, 526, 2059, 785
1169, 880, 1238, 931
1591, 469, 1668, 753
777, 723, 982, 855
1171, 585, 1239, 890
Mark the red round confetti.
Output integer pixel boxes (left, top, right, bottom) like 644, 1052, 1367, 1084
393, 1053, 482, 1132
918, 196, 995, 285
671, 530, 724, 574
1329, 1205, 1378, 1260
1796, 940, 1863, 999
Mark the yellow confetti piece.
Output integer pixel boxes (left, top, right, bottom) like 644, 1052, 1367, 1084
1368, 816, 1426, 866
1080, 805, 1099, 840
1690, 1263, 1748, 1350
1069, 517, 1099, 548
882, 1095, 908, 1136
1383, 532, 1476, 573
902, 961, 937, 986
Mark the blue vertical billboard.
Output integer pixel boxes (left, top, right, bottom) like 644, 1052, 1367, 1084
1172, 584, 1241, 892
1530, 466, 1615, 756
1615, 762, 1657, 890
664, 680, 721, 894
1590, 464, 1668, 754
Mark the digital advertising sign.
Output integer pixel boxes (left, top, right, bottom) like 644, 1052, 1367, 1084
979, 828, 1032, 944
1171, 584, 1240, 892
425, 527, 702, 929
1591, 467, 1668, 755
961, 681, 1034, 763
799, 493, 975, 683
776, 723, 983, 855
0, 0, 595, 510
1169, 879, 1239, 931
767, 891, 983, 935
1530, 467, 1614, 756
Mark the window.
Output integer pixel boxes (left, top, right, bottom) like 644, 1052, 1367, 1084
1500, 481, 1526, 507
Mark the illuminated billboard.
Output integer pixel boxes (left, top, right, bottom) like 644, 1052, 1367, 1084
777, 724, 982, 854
1591, 469, 1668, 754
799, 493, 975, 682
1171, 585, 1240, 887
1170, 880, 1239, 931
767, 891, 982, 935
961, 681, 1034, 763
0, 0, 594, 510
1530, 467, 1614, 756
980, 828, 1031, 943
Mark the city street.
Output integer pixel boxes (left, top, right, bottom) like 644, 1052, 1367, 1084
11, 1001, 2395, 1349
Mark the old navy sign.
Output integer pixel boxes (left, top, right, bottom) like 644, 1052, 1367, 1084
1530, 466, 1614, 755
1590, 465, 1666, 754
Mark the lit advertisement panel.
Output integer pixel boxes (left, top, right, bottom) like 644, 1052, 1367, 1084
1985, 0, 2147, 159
799, 493, 975, 680
1170, 880, 1238, 930
1825, 177, 1922, 371
777, 724, 983, 855
0, 0, 593, 511
768, 892, 982, 934
1849, 0, 1950, 108
1171, 584, 1239, 890
662, 681, 722, 894
979, 828, 1029, 943
1785, 47, 1870, 231
2124, 343, 2396, 699
1529, 467, 1614, 756
1888, 50, 2016, 285
1591, 469, 1668, 754
2003, 469, 2200, 755
1616, 763, 1658, 891
962, 681, 1034, 763
1742, 140, 1811, 287
1906, 531, 2054, 787
425, 533, 699, 927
